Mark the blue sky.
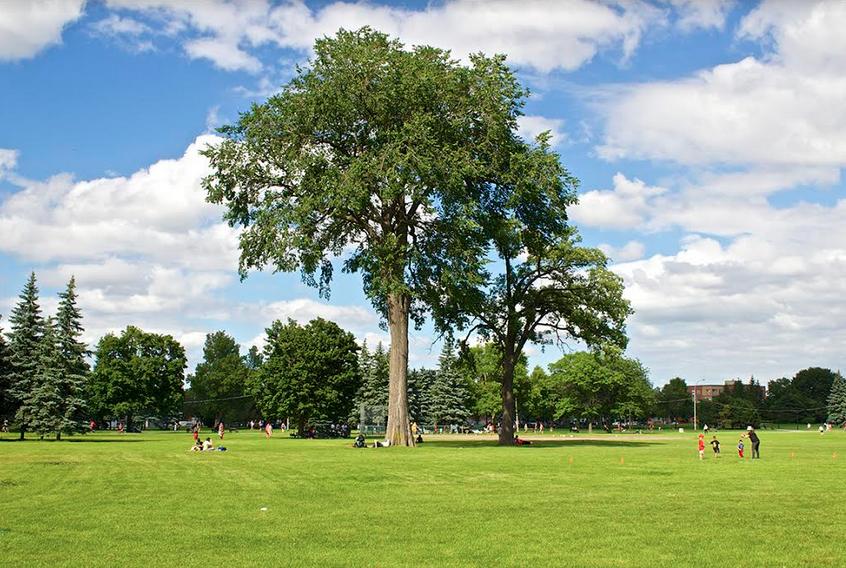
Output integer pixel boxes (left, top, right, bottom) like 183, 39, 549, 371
2, 0, 845, 387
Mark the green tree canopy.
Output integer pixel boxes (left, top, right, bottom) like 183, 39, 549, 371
250, 318, 360, 435
657, 377, 691, 422
189, 331, 250, 425
203, 27, 526, 446
547, 346, 651, 432
90, 326, 186, 427
423, 132, 632, 444
455, 342, 528, 424
792, 367, 835, 422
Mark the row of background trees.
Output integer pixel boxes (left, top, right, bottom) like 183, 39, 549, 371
656, 368, 846, 428
3, 271, 845, 439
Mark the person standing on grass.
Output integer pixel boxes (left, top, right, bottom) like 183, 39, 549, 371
737, 437, 745, 458
698, 433, 705, 460
218, 421, 225, 440
2, 418, 8, 433
264, 421, 272, 438
746, 426, 760, 459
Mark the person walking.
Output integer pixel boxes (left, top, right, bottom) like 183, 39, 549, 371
264, 421, 272, 439
698, 433, 705, 460
710, 436, 720, 456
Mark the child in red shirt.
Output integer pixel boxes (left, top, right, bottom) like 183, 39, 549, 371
698, 433, 705, 460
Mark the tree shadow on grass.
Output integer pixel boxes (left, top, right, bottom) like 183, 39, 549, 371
418, 438, 662, 449
0, 438, 147, 443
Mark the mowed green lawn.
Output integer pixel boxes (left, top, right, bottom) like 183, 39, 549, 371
1, 428, 844, 567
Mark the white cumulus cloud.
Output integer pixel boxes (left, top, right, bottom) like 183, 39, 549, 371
0, 0, 85, 61
100, 0, 666, 73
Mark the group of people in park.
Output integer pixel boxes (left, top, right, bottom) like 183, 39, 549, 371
189, 437, 226, 452
698, 426, 760, 460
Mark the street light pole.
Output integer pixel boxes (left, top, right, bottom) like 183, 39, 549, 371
693, 379, 704, 431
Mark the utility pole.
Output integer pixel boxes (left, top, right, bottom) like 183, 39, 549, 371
693, 388, 697, 431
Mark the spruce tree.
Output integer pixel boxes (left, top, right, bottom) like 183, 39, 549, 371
408, 368, 436, 425
429, 336, 470, 428
827, 372, 846, 425
0, 317, 11, 418
56, 277, 91, 380
7, 272, 45, 439
22, 319, 88, 440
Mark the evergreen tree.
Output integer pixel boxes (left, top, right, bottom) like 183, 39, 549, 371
0, 316, 12, 419
25, 319, 88, 439
827, 372, 846, 425
7, 272, 45, 439
429, 337, 470, 427
408, 368, 436, 424
359, 342, 389, 408
56, 277, 90, 378
55, 277, 90, 432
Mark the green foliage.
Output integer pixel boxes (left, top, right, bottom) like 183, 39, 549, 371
428, 337, 470, 426
657, 377, 691, 421
250, 318, 360, 434
0, 316, 12, 417
547, 346, 652, 426
407, 368, 436, 424
763, 376, 817, 424
189, 331, 251, 425
792, 367, 835, 422
7, 272, 45, 436
24, 319, 88, 438
202, 26, 520, 321
455, 343, 528, 420
827, 372, 846, 425
56, 277, 90, 378
202, 27, 536, 444
90, 326, 186, 425
243, 345, 263, 370
710, 388, 761, 428
421, 120, 631, 444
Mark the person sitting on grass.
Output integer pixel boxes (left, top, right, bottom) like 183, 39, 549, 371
189, 439, 203, 452
416, 433, 424, 444
202, 437, 214, 451
353, 433, 366, 448
514, 435, 532, 446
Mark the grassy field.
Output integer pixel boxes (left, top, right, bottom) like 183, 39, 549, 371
1, 428, 844, 567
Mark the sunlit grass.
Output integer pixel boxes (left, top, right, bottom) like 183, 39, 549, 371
1, 428, 843, 567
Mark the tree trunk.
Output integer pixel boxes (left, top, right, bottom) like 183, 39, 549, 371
298, 415, 306, 437
19, 425, 25, 440
57, 431, 61, 441
499, 353, 516, 446
385, 292, 413, 447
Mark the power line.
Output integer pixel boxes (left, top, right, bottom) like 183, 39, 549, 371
183, 394, 254, 404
